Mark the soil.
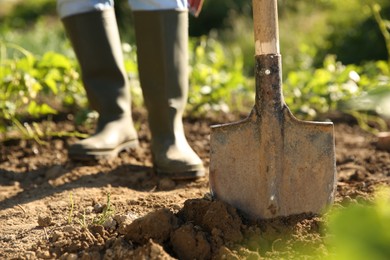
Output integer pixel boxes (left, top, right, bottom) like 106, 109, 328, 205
1, 109, 390, 259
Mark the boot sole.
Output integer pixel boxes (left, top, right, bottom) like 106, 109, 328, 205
155, 166, 205, 180
68, 139, 139, 161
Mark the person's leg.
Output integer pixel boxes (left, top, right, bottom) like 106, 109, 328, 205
131, 7, 205, 179
58, 0, 138, 160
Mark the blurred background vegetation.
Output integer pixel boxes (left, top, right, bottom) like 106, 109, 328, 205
0, 0, 390, 140
1, 2, 390, 258
1, 0, 389, 71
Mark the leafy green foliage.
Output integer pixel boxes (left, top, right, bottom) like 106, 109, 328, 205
282, 2, 390, 133
0, 0, 56, 29
1, 1, 389, 139
0, 42, 86, 140
323, 0, 390, 65
284, 56, 390, 120
325, 187, 390, 260
187, 37, 253, 115
371, 3, 390, 66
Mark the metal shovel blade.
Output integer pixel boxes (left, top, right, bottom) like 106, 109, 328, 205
209, 55, 336, 219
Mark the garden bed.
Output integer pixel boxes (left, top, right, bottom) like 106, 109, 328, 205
1, 111, 390, 259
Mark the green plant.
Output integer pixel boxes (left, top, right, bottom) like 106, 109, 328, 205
282, 1, 390, 132
77, 209, 89, 229
371, 2, 390, 67
0, 0, 56, 29
0, 42, 87, 141
93, 193, 115, 226
283, 55, 390, 132
2, 1, 389, 138
187, 36, 253, 115
325, 187, 390, 260
67, 192, 115, 228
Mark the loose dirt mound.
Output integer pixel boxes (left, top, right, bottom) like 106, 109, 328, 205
27, 198, 323, 259
1, 113, 390, 259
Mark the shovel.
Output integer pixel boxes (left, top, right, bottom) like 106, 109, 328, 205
209, 0, 336, 219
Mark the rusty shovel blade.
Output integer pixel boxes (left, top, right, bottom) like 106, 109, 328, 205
209, 55, 336, 219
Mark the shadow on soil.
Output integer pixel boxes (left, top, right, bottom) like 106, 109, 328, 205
0, 161, 189, 211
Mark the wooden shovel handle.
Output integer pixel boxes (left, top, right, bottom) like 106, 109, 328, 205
252, 0, 280, 55
252, 0, 284, 114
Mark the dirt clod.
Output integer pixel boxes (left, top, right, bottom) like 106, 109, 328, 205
38, 215, 53, 227
125, 208, 179, 244
132, 240, 174, 260
171, 223, 211, 260
103, 237, 135, 259
179, 199, 243, 243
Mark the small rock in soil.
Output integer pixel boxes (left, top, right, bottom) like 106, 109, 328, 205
38, 215, 52, 227
103, 217, 117, 231
93, 203, 104, 213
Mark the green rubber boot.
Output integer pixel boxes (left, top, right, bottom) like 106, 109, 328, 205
62, 9, 138, 160
133, 10, 205, 179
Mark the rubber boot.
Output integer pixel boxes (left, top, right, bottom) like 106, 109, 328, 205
133, 10, 205, 179
62, 9, 138, 160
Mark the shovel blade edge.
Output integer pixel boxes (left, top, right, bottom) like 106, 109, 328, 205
209, 110, 336, 219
